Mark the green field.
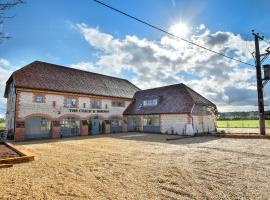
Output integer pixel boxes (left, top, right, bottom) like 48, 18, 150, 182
0, 121, 5, 129
217, 120, 270, 128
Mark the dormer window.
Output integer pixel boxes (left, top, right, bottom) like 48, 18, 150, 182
143, 96, 158, 107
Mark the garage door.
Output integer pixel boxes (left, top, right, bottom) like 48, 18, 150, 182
111, 119, 122, 133
25, 117, 52, 140
61, 118, 80, 137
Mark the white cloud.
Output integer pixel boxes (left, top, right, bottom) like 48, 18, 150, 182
72, 23, 267, 112
197, 24, 206, 30
0, 59, 13, 118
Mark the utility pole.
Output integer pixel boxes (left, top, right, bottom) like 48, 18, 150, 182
252, 31, 266, 135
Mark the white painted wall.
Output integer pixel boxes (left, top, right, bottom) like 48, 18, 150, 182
160, 114, 189, 135
18, 91, 131, 119
192, 115, 216, 134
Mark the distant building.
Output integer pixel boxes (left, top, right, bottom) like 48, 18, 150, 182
4, 61, 140, 141
124, 84, 217, 135
4, 61, 217, 141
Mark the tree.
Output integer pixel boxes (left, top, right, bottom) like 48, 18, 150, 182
0, 0, 25, 43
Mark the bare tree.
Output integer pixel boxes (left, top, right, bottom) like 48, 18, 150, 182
0, 0, 25, 43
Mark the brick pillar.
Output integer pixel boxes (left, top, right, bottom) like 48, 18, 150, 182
80, 120, 89, 136
15, 127, 25, 142
123, 117, 127, 132
52, 121, 61, 139
15, 121, 25, 142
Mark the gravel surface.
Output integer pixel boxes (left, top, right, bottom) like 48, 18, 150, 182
0, 143, 20, 159
1, 133, 270, 200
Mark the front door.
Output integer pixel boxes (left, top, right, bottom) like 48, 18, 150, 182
91, 119, 100, 135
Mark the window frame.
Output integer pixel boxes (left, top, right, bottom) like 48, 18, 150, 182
143, 115, 160, 126
91, 99, 102, 109
34, 95, 44, 103
143, 97, 158, 107
66, 97, 77, 108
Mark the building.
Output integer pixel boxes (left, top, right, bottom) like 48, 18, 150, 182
4, 61, 217, 141
4, 61, 140, 141
123, 84, 217, 135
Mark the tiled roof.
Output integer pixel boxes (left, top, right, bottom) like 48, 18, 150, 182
5, 61, 140, 99
123, 83, 216, 115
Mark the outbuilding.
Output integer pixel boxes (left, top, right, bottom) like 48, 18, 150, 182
123, 83, 217, 135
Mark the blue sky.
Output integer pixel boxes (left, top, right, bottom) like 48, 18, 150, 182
1, 0, 270, 116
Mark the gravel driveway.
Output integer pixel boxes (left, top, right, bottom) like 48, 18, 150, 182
1, 133, 270, 199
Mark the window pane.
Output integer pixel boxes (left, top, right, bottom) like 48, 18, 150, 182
91, 100, 101, 109
143, 115, 160, 126
111, 119, 121, 126
36, 95, 43, 103
143, 98, 158, 106
112, 101, 125, 107
66, 98, 76, 108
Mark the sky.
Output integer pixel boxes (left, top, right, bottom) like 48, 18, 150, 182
1, 0, 270, 117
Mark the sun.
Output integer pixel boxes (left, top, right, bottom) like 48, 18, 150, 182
169, 22, 189, 38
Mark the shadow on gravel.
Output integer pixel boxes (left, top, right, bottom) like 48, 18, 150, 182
12, 132, 220, 146
110, 132, 220, 145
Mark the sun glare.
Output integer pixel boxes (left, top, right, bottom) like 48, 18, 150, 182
169, 22, 189, 38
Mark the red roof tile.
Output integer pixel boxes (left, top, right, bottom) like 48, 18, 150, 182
123, 83, 216, 115
5, 61, 140, 99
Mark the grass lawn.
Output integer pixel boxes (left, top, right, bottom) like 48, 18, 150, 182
0, 121, 5, 129
217, 120, 270, 128
1, 133, 270, 199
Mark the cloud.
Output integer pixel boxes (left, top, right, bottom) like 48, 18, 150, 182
197, 24, 205, 30
72, 23, 267, 112
0, 59, 13, 118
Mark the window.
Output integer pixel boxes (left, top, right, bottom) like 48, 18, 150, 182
143, 115, 160, 126
83, 103, 86, 108
66, 98, 77, 108
91, 99, 101, 109
35, 95, 44, 103
52, 101, 56, 107
112, 101, 125, 107
40, 118, 51, 132
111, 119, 121, 127
143, 97, 158, 107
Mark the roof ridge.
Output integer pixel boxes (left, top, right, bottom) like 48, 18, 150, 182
136, 83, 184, 92
183, 84, 215, 106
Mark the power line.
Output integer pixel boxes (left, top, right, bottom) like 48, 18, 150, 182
93, 0, 254, 67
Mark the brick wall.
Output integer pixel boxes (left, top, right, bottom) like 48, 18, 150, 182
11, 89, 131, 141
14, 127, 24, 142
17, 90, 131, 120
